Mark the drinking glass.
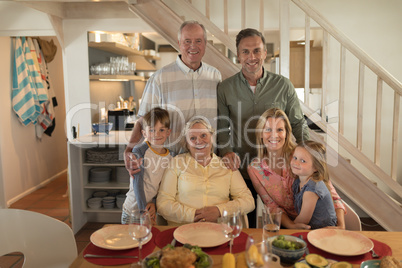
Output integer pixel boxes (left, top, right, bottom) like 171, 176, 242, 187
221, 208, 242, 254
245, 235, 281, 268
262, 206, 282, 252
128, 209, 152, 267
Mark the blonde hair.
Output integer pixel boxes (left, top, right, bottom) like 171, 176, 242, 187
255, 108, 296, 164
296, 140, 331, 190
182, 117, 215, 152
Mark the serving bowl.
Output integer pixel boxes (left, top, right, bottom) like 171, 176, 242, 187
92, 123, 113, 135
271, 235, 306, 264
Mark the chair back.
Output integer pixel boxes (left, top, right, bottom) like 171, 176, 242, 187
342, 200, 362, 231
0, 209, 77, 267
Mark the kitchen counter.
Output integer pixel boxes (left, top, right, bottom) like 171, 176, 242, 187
70, 130, 133, 145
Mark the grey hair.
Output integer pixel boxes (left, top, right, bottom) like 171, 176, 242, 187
178, 20, 207, 43
181, 117, 215, 152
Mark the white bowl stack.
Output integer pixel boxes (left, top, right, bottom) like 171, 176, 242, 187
87, 197, 102, 209
102, 196, 116, 209
89, 167, 112, 183
92, 191, 108, 198
116, 194, 126, 209
116, 167, 130, 184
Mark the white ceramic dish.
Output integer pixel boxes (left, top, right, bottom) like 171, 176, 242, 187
307, 229, 374, 256
173, 222, 230, 248
90, 225, 152, 250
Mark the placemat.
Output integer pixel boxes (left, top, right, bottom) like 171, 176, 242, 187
83, 227, 160, 266
155, 227, 248, 254
291, 232, 392, 264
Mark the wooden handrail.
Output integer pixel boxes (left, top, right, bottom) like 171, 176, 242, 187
291, 0, 402, 95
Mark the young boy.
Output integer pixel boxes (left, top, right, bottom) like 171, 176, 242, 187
122, 107, 173, 224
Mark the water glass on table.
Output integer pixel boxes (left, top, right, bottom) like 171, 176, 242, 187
262, 206, 282, 251
221, 208, 243, 254
128, 209, 152, 267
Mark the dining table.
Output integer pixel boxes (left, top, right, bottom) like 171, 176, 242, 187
70, 225, 402, 268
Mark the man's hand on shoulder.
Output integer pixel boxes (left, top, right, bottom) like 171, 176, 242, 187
222, 152, 240, 171
124, 147, 142, 176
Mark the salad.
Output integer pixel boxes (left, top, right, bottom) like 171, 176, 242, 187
145, 244, 210, 268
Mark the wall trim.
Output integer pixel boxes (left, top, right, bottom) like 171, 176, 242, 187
7, 169, 68, 207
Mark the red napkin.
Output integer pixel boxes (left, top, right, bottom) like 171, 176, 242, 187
83, 227, 160, 266
291, 232, 392, 264
155, 227, 248, 254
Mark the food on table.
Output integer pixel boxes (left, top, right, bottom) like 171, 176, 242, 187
236, 252, 247, 268
247, 244, 264, 266
305, 254, 329, 267
272, 235, 304, 250
145, 244, 210, 268
294, 262, 311, 268
380, 256, 402, 268
222, 253, 236, 268
331, 261, 352, 268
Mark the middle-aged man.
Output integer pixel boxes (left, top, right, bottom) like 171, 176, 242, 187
217, 28, 309, 227
124, 20, 222, 176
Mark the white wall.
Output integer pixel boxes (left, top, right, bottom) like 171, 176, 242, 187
0, 35, 68, 206
0, 2, 68, 206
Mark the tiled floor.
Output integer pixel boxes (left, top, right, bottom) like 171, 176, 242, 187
1, 173, 385, 267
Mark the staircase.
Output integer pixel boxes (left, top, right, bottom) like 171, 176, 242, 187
127, 0, 402, 230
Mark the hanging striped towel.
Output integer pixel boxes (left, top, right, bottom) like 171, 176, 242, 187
27, 37, 48, 103
12, 37, 41, 125
33, 38, 55, 139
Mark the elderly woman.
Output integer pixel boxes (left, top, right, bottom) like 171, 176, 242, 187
156, 117, 255, 226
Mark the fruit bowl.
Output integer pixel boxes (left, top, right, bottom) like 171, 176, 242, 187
92, 123, 113, 135
271, 235, 306, 264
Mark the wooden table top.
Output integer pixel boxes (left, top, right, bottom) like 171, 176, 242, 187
70, 226, 402, 268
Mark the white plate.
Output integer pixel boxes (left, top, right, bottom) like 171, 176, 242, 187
173, 222, 230, 248
90, 225, 152, 250
142, 250, 213, 268
307, 229, 374, 256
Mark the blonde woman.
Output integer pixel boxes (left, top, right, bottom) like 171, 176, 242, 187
248, 108, 345, 229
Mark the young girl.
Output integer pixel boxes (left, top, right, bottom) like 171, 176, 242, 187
291, 141, 337, 229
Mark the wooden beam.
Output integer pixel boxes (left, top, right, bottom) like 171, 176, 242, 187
224, 0, 228, 34
391, 92, 400, 180
339, 45, 346, 135
279, 0, 290, 78
241, 0, 246, 29
304, 15, 310, 105
357, 61, 365, 151
48, 14, 64, 49
321, 31, 328, 122
374, 77, 383, 165
259, 0, 264, 34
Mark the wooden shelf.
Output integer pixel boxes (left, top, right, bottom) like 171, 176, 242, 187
89, 75, 145, 81
88, 42, 143, 56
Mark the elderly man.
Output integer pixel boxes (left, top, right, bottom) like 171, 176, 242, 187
217, 28, 309, 227
125, 21, 221, 175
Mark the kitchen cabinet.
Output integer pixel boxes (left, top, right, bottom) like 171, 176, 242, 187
68, 131, 132, 234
